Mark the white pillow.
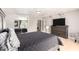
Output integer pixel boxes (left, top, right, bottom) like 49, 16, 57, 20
0, 32, 7, 46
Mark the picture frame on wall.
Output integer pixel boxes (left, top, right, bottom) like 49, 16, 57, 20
14, 20, 19, 27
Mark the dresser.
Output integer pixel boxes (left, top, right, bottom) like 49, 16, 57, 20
51, 26, 68, 38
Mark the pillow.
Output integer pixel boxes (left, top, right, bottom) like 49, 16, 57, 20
0, 32, 7, 44
0, 32, 7, 50
0, 29, 9, 33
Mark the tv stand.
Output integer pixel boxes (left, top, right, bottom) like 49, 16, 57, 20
51, 26, 68, 38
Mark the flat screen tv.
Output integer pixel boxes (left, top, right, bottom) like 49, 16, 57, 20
53, 18, 65, 26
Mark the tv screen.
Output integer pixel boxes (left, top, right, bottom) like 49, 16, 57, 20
53, 18, 65, 26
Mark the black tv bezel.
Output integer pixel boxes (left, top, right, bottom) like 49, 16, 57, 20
53, 18, 65, 26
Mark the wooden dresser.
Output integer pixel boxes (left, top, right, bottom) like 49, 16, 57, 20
51, 26, 68, 38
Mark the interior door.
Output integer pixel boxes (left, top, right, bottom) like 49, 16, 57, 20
37, 20, 45, 32
37, 20, 41, 31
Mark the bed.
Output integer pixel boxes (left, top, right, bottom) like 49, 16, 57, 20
17, 32, 63, 51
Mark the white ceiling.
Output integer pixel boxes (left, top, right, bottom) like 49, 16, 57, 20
2, 8, 79, 20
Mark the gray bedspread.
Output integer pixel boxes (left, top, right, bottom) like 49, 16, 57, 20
17, 32, 62, 51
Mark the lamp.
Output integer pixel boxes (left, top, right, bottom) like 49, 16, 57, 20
46, 26, 49, 29
46, 26, 49, 33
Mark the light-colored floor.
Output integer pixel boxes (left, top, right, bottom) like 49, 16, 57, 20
59, 37, 79, 51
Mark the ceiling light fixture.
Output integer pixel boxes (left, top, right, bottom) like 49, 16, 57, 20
18, 16, 28, 20
36, 11, 40, 14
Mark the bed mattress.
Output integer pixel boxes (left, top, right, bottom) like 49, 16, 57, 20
17, 32, 61, 51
